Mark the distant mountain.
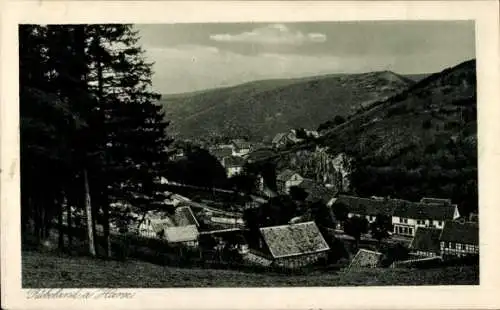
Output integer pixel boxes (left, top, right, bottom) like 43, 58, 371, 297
403, 73, 433, 82
317, 59, 477, 213
159, 71, 414, 141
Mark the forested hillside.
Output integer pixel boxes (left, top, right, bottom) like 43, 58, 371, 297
318, 59, 477, 215
159, 71, 414, 141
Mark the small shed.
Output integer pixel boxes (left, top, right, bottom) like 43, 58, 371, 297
348, 249, 383, 270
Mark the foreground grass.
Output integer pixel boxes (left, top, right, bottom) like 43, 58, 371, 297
22, 250, 479, 287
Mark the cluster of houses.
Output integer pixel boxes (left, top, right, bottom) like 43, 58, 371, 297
136, 205, 201, 248
327, 194, 479, 259
272, 129, 319, 149
209, 139, 254, 178
207, 130, 321, 178
274, 169, 337, 206
129, 183, 478, 270
130, 141, 479, 271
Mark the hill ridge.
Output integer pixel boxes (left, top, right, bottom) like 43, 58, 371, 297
159, 70, 416, 141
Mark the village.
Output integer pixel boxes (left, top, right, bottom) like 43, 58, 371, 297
67, 129, 480, 274
13, 21, 484, 293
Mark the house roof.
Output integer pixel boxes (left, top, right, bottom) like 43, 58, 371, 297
348, 249, 383, 270
296, 178, 316, 191
272, 133, 288, 144
168, 193, 191, 203
259, 221, 330, 259
211, 148, 233, 158
164, 225, 199, 243
148, 217, 176, 233
393, 201, 457, 221
224, 156, 245, 168
333, 195, 398, 217
246, 147, 277, 162
232, 139, 252, 150
174, 206, 199, 227
439, 220, 479, 245
410, 227, 442, 253
297, 179, 336, 203
420, 197, 452, 205
276, 169, 301, 182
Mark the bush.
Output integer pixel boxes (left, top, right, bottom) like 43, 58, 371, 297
380, 243, 410, 267
422, 119, 432, 129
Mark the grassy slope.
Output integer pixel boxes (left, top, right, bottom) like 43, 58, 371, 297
322, 60, 476, 153
23, 250, 478, 288
159, 71, 414, 141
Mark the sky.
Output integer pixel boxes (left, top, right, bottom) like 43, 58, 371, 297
135, 21, 475, 94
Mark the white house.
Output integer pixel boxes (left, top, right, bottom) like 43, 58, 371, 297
137, 206, 199, 238
276, 169, 304, 194
231, 139, 252, 157
392, 200, 460, 237
305, 130, 320, 138
224, 156, 245, 178
138, 215, 176, 239
272, 133, 290, 149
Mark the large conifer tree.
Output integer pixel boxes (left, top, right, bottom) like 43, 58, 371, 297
20, 24, 172, 258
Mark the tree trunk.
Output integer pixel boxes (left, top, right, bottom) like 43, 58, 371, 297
95, 30, 111, 259
34, 202, 41, 243
67, 196, 73, 249
58, 195, 64, 249
102, 195, 111, 258
40, 202, 46, 240
91, 198, 98, 254
84, 169, 96, 256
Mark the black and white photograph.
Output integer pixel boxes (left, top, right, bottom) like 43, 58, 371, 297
18, 20, 480, 287
2, 1, 500, 309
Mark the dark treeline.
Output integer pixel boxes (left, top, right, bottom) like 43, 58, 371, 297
20, 24, 171, 257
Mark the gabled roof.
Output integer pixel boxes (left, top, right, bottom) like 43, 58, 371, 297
224, 156, 245, 168
332, 195, 397, 217
145, 217, 176, 233
297, 179, 336, 203
174, 206, 199, 227
439, 220, 479, 245
296, 178, 317, 191
232, 139, 252, 150
259, 221, 330, 259
410, 227, 442, 253
276, 169, 301, 182
393, 201, 456, 221
246, 147, 277, 162
272, 133, 288, 144
211, 148, 233, 158
168, 193, 191, 203
164, 225, 199, 243
348, 249, 383, 270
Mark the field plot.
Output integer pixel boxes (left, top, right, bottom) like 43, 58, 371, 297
23, 250, 479, 288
